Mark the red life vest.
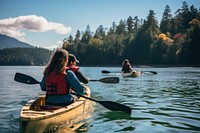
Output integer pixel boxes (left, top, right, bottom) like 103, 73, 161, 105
66, 66, 79, 74
124, 63, 130, 69
45, 73, 69, 95
123, 63, 132, 73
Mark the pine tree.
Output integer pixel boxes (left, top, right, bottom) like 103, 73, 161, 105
160, 5, 173, 34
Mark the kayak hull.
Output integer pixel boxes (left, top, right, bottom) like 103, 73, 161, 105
20, 86, 91, 133
122, 71, 141, 78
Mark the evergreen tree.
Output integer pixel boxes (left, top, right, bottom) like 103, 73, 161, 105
74, 30, 81, 42
94, 25, 106, 39
184, 19, 200, 64
116, 19, 127, 35
108, 22, 117, 35
81, 25, 93, 44
68, 35, 74, 44
133, 10, 160, 64
160, 5, 173, 34
133, 16, 140, 34
175, 1, 192, 33
127, 16, 134, 34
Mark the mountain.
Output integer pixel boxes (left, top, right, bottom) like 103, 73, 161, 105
0, 34, 33, 49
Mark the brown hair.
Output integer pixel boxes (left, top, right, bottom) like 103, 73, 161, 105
44, 49, 68, 75
122, 59, 129, 65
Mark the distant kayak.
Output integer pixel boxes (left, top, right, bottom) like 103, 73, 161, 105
122, 71, 141, 78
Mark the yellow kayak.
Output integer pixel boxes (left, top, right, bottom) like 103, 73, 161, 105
122, 71, 141, 78
20, 86, 91, 133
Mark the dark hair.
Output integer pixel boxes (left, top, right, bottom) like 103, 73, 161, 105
67, 54, 79, 66
122, 59, 129, 65
44, 49, 68, 75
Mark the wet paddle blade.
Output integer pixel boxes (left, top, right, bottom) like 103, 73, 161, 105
99, 77, 119, 83
101, 70, 111, 73
101, 70, 121, 74
149, 71, 157, 74
73, 93, 131, 114
141, 71, 157, 74
99, 101, 132, 114
14, 72, 40, 84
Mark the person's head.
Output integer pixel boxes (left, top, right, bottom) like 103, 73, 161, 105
122, 59, 129, 65
44, 49, 68, 75
67, 54, 79, 66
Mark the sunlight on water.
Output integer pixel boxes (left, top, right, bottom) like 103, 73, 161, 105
0, 66, 200, 133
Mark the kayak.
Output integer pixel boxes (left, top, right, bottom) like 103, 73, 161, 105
122, 71, 141, 78
20, 85, 91, 133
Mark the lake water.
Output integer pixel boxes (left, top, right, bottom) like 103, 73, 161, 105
0, 66, 200, 133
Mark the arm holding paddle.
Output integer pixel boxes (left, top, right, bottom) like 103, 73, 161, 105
66, 70, 88, 95
76, 70, 90, 84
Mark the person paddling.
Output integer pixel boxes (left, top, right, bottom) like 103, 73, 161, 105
67, 54, 90, 84
121, 59, 133, 73
40, 49, 88, 106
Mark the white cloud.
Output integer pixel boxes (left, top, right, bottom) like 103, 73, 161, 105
0, 15, 72, 41
44, 45, 61, 50
56, 40, 64, 45
43, 40, 63, 50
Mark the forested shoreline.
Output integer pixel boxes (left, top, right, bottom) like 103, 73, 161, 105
0, 2, 200, 66
0, 48, 52, 66
64, 2, 200, 66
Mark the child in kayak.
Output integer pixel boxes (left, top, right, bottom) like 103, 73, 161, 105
40, 49, 88, 106
121, 59, 133, 73
67, 54, 90, 84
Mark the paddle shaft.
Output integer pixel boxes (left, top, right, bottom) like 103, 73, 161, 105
14, 72, 119, 84
72, 93, 98, 102
90, 79, 99, 82
102, 70, 157, 74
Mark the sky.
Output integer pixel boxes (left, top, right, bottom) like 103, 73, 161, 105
0, 0, 199, 49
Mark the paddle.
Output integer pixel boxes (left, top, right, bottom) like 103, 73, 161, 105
102, 70, 157, 75
72, 93, 132, 114
141, 71, 157, 74
14, 72, 119, 84
102, 70, 119, 74
90, 77, 119, 83
14, 72, 131, 114
14, 72, 40, 84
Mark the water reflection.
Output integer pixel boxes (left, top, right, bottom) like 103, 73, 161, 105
43, 114, 92, 133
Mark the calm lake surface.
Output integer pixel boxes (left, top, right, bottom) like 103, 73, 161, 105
0, 66, 200, 133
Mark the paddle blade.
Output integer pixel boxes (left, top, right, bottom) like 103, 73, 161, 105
99, 77, 119, 83
99, 101, 132, 114
72, 93, 131, 114
14, 72, 40, 84
149, 71, 157, 74
101, 70, 111, 73
142, 71, 157, 74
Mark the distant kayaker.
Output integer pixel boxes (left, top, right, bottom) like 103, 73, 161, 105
121, 59, 133, 73
67, 54, 90, 84
40, 49, 88, 106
